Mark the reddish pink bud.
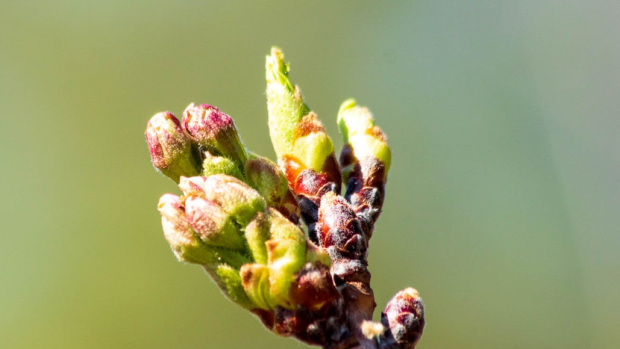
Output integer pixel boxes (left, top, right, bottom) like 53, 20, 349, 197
316, 192, 368, 259
145, 112, 201, 182
382, 288, 425, 348
183, 103, 247, 165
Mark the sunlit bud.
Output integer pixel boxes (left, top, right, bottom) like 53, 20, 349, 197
266, 238, 306, 308
204, 264, 254, 309
145, 112, 201, 182
184, 195, 245, 250
382, 288, 425, 349
245, 209, 308, 309
244, 153, 299, 222
157, 194, 213, 265
337, 99, 391, 178
182, 103, 247, 165
179, 175, 265, 226
291, 113, 336, 175
201, 151, 244, 180
159, 200, 252, 309
245, 209, 317, 264
266, 48, 340, 178
243, 208, 312, 309
265, 47, 309, 157
240, 264, 274, 310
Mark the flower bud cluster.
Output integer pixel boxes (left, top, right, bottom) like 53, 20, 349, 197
145, 47, 425, 349
159, 174, 333, 313
145, 103, 300, 223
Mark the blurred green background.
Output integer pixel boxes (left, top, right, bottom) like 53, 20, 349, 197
1, 1, 618, 348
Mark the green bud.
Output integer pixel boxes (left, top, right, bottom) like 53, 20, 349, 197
244, 211, 271, 265
145, 112, 201, 182
183, 103, 247, 165
244, 208, 307, 267
201, 151, 244, 180
265, 48, 336, 174
240, 264, 274, 310
243, 208, 315, 309
291, 113, 336, 174
265, 209, 308, 308
266, 47, 309, 156
204, 264, 254, 309
244, 153, 289, 205
266, 238, 305, 308
337, 99, 391, 176
179, 175, 265, 226
184, 195, 245, 250
244, 153, 299, 222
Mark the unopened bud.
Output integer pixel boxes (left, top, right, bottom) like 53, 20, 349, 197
337, 99, 391, 177
179, 175, 265, 226
183, 103, 247, 165
338, 99, 391, 235
145, 112, 201, 182
158, 193, 250, 268
246, 209, 307, 309
317, 192, 367, 258
243, 208, 316, 310
157, 194, 212, 265
266, 238, 305, 308
265, 47, 309, 157
265, 48, 340, 179
382, 288, 425, 348
184, 195, 245, 250
291, 112, 336, 175
201, 151, 244, 180
244, 153, 299, 222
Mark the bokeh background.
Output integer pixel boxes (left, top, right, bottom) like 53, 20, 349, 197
1, 1, 618, 348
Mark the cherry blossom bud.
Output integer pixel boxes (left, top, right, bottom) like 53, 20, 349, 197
145, 112, 201, 182
183, 103, 247, 165
201, 151, 244, 180
184, 195, 245, 250
382, 288, 425, 349
157, 194, 249, 268
179, 175, 265, 226
244, 153, 299, 222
